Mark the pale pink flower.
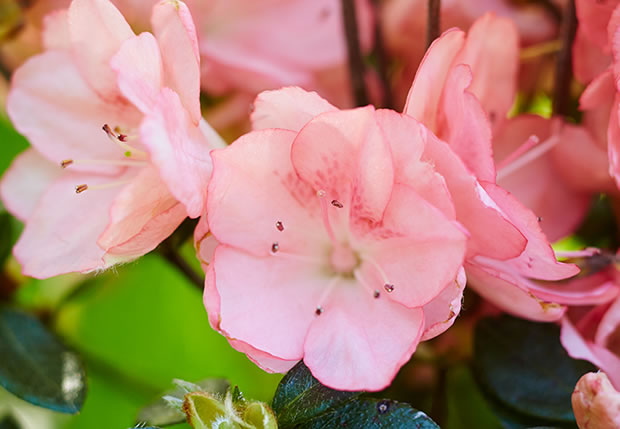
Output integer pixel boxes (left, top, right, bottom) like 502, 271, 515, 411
0, 0, 223, 278
199, 87, 467, 390
572, 372, 620, 429
404, 17, 583, 322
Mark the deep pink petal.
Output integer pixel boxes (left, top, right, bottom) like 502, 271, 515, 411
7, 50, 142, 172
152, 0, 201, 124
210, 245, 327, 361
595, 295, 620, 349
404, 29, 465, 131
97, 166, 186, 259
467, 262, 566, 322
68, 0, 134, 100
111, 32, 163, 114
608, 94, 620, 187
422, 132, 527, 260
140, 88, 223, 218
356, 184, 466, 308
207, 129, 325, 257
575, 0, 619, 50
251, 87, 337, 132
303, 282, 424, 391
0, 149, 63, 221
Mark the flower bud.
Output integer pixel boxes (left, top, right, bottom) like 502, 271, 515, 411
572, 372, 620, 429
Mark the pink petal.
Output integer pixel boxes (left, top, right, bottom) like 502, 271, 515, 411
404, 29, 465, 131
140, 88, 222, 218
422, 132, 527, 260
580, 69, 614, 110
595, 295, 620, 349
575, 0, 619, 50
467, 262, 566, 322
13, 170, 130, 278
251, 86, 337, 132
42, 9, 71, 51
97, 166, 186, 260
0, 149, 63, 221
529, 276, 620, 307
207, 129, 324, 257
421, 267, 467, 341
291, 107, 394, 224
68, 0, 134, 100
608, 95, 620, 187
356, 184, 466, 308
303, 283, 424, 391
111, 32, 163, 114
455, 13, 519, 130
438, 64, 495, 182
481, 183, 579, 280
573, 28, 611, 84
151, 0, 201, 124
7, 50, 142, 172
210, 245, 327, 361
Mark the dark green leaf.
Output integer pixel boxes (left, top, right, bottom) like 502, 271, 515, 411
272, 362, 438, 429
0, 206, 12, 268
0, 308, 86, 414
137, 378, 229, 427
0, 416, 19, 429
0, 117, 28, 176
473, 315, 594, 425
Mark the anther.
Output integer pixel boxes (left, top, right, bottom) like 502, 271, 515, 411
276, 221, 284, 232
60, 159, 73, 168
373, 290, 380, 299
118, 134, 128, 142
315, 306, 324, 316
75, 184, 88, 194
317, 189, 326, 198
271, 242, 279, 253
331, 200, 343, 208
384, 284, 394, 293
537, 216, 543, 222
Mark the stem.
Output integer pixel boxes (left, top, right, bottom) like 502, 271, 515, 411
553, 0, 576, 116
162, 245, 205, 290
426, 0, 441, 49
372, 0, 394, 109
341, 0, 369, 106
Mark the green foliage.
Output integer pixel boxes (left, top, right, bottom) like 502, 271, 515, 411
473, 315, 595, 428
272, 362, 438, 429
0, 308, 86, 414
0, 116, 28, 176
0, 416, 19, 429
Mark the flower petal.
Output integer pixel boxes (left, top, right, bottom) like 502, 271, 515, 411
0, 149, 62, 221
421, 267, 467, 341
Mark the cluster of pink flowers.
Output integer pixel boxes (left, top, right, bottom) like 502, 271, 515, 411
2, 0, 620, 408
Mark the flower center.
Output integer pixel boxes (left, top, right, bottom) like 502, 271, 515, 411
329, 244, 359, 275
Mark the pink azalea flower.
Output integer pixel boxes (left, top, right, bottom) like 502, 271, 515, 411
189, 0, 373, 97
199, 87, 468, 390
0, 0, 224, 278
404, 16, 584, 322
572, 372, 620, 429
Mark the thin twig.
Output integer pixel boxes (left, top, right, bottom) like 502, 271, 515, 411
553, 0, 577, 116
426, 0, 441, 49
341, 0, 369, 106
372, 0, 394, 109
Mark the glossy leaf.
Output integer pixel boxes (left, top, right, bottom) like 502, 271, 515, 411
272, 362, 438, 429
0, 308, 86, 414
473, 315, 594, 425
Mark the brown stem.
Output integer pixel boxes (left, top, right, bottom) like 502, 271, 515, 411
553, 0, 577, 116
341, 0, 369, 106
426, 0, 441, 49
372, 0, 394, 109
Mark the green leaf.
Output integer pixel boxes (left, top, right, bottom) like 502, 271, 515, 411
0, 416, 19, 429
137, 379, 229, 427
0, 117, 28, 176
473, 315, 594, 425
243, 402, 277, 429
0, 206, 12, 268
272, 362, 438, 429
0, 308, 86, 414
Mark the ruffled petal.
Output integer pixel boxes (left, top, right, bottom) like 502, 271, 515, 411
421, 267, 466, 341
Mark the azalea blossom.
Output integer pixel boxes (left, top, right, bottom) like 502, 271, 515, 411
0, 0, 224, 278
199, 87, 468, 390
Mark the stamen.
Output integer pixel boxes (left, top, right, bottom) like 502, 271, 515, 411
331, 200, 343, 208
497, 134, 559, 181
361, 254, 395, 293
317, 190, 338, 243
271, 242, 279, 253
353, 269, 384, 299
275, 221, 284, 231
520, 39, 561, 61
496, 135, 540, 172
373, 290, 380, 299
315, 306, 324, 316
384, 284, 394, 293
102, 124, 147, 158
268, 246, 323, 264
61, 158, 147, 168
74, 180, 130, 194
314, 276, 342, 315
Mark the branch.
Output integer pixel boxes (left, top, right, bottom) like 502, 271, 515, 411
553, 0, 577, 116
162, 245, 205, 291
426, 0, 441, 49
341, 0, 369, 106
372, 0, 394, 109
